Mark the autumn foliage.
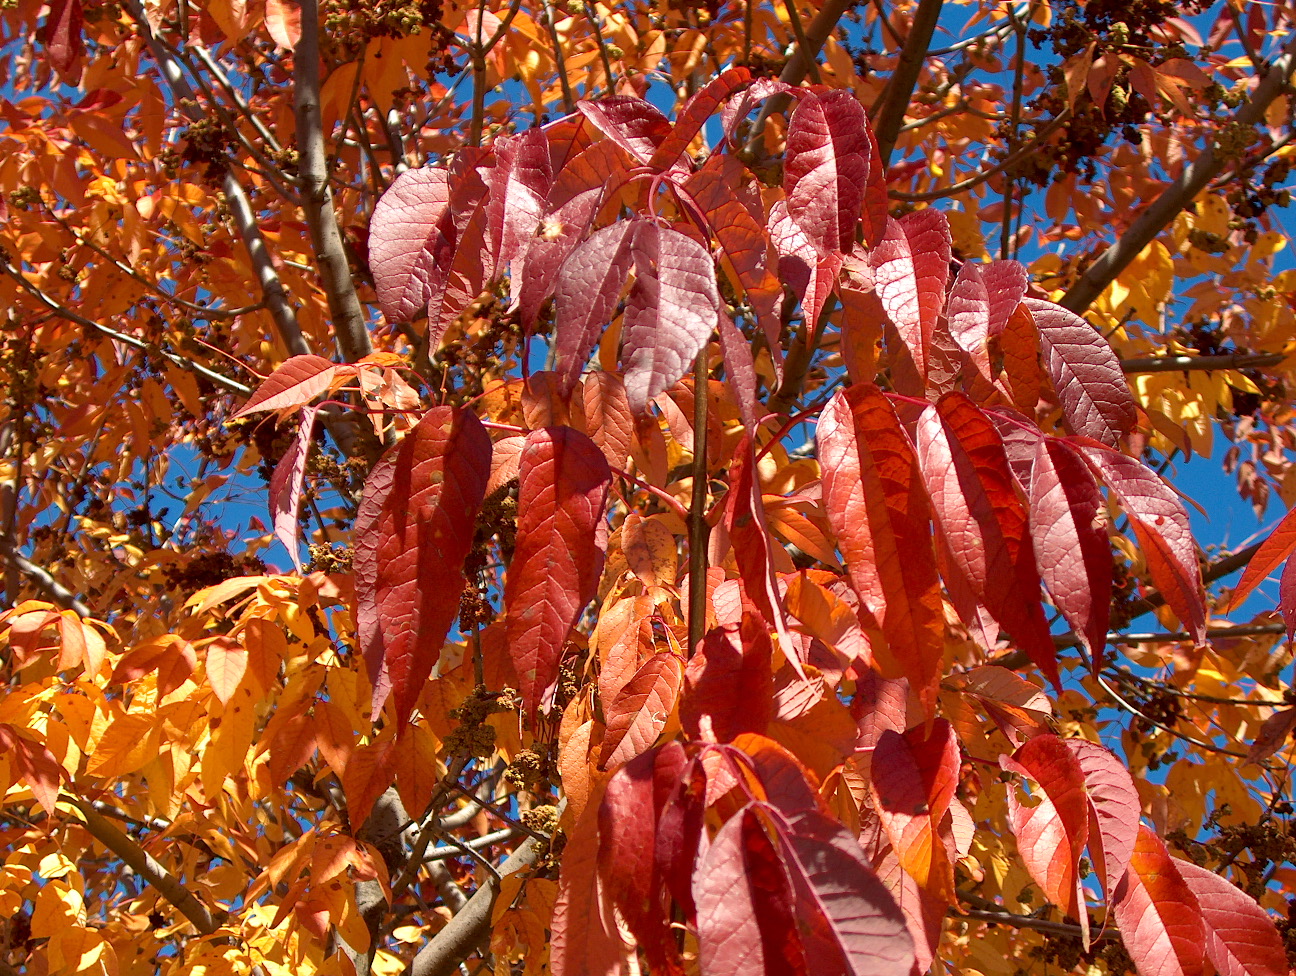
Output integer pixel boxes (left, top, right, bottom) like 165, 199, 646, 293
6, 0, 1296, 974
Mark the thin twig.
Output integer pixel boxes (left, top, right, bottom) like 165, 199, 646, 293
688, 352, 711, 658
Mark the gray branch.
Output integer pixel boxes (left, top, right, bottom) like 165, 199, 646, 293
871, 0, 946, 168
1061, 34, 1296, 314
294, 0, 374, 365
1120, 351, 1286, 373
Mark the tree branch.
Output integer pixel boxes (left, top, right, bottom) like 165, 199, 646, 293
295, 0, 373, 365
1120, 351, 1286, 374
1061, 34, 1296, 314
408, 831, 551, 976
69, 795, 221, 935
0, 542, 91, 617
870, 0, 945, 168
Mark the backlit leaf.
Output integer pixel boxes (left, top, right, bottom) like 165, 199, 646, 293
369, 167, 456, 323
784, 89, 872, 255
234, 355, 343, 417
871, 212, 952, 383
600, 651, 684, 770
1176, 859, 1288, 976
1111, 826, 1204, 976
553, 221, 636, 394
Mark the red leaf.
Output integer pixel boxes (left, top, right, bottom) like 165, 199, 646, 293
777, 810, 916, 976
1001, 736, 1089, 921
769, 200, 840, 330
687, 154, 783, 365
817, 384, 943, 713
717, 312, 761, 433
682, 616, 774, 742
720, 78, 797, 147
580, 371, 635, 472
656, 753, 707, 917
1175, 859, 1288, 976
1247, 705, 1296, 764
1029, 437, 1112, 667
916, 394, 1059, 688
234, 355, 343, 417
489, 127, 552, 278
267, 406, 317, 572
649, 67, 754, 172
517, 187, 603, 332
0, 724, 65, 815
369, 167, 455, 323
694, 805, 803, 976
859, 125, 888, 249
1078, 441, 1206, 644
1066, 738, 1139, 897
551, 789, 632, 976
600, 651, 684, 770
599, 751, 680, 972
1281, 552, 1296, 640
553, 221, 635, 394
1224, 505, 1296, 612
1111, 826, 1205, 976
505, 426, 611, 719
870, 721, 960, 903
341, 736, 397, 829
577, 95, 673, 164
354, 407, 492, 727
724, 439, 798, 671
784, 89, 872, 255
1024, 298, 1137, 448
871, 212, 952, 383
946, 261, 1026, 382
41, 0, 83, 81
623, 222, 723, 413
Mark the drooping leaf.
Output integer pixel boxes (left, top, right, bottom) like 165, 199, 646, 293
579, 371, 635, 472
944, 666, 1053, 747
656, 753, 707, 918
784, 89, 872, 255
369, 167, 455, 323
600, 651, 684, 770
505, 426, 612, 719
41, 0, 84, 81
1247, 705, 1296, 764
817, 384, 943, 713
916, 394, 1059, 687
946, 260, 1027, 382
1175, 858, 1288, 976
1066, 738, 1140, 897
1078, 440, 1206, 644
622, 221, 723, 413
267, 406, 318, 572
687, 153, 783, 364
1029, 437, 1112, 668
1111, 826, 1205, 976
769, 199, 841, 330
1001, 736, 1090, 922
682, 617, 775, 742
717, 311, 762, 432
517, 186, 604, 331
1224, 504, 1296, 611
354, 407, 492, 727
551, 786, 632, 976
0, 724, 65, 815
649, 67, 754, 172
488, 126, 552, 277
777, 809, 916, 976
1281, 552, 1296, 641
1023, 298, 1137, 447
871, 211, 952, 383
577, 95, 673, 164
234, 354, 344, 417
205, 637, 248, 706
720, 77, 797, 146
553, 221, 636, 394
870, 721, 960, 903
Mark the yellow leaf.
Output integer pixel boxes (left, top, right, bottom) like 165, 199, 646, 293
205, 636, 249, 705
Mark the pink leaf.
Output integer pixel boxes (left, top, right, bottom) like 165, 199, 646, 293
1175, 859, 1288, 976
1066, 738, 1140, 897
649, 67, 754, 172
622, 222, 722, 413
784, 89, 872, 255
505, 427, 611, 719
234, 354, 343, 417
1112, 826, 1205, 976
1078, 441, 1205, 644
720, 78, 798, 146
268, 406, 318, 572
553, 222, 636, 394
600, 652, 684, 770
769, 199, 840, 330
265, 0, 302, 49
41, 0, 84, 81
489, 127, 552, 278
916, 394, 1059, 688
1029, 437, 1112, 667
717, 312, 761, 434
517, 187, 603, 332
871, 212, 952, 383
354, 407, 492, 727
369, 167, 455, 323
1023, 298, 1137, 448
577, 95, 673, 164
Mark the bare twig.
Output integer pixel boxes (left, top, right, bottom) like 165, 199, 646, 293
688, 352, 711, 657
295, 0, 373, 364
1119, 351, 1286, 374
1061, 33, 1296, 314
